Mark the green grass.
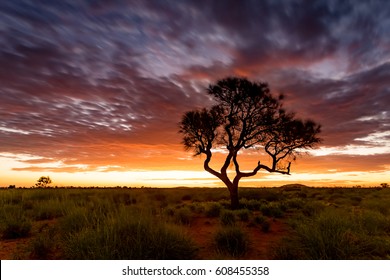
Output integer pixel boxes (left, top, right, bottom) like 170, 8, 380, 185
1, 187, 390, 260
61, 208, 198, 259
260, 202, 284, 218
220, 210, 236, 226
173, 207, 194, 225
205, 202, 223, 217
273, 208, 390, 259
214, 226, 249, 258
32, 199, 66, 220
0, 204, 32, 239
30, 225, 57, 259
236, 209, 251, 221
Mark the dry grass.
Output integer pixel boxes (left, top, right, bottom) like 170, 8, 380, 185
1, 186, 389, 259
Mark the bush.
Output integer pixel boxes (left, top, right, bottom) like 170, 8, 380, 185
181, 194, 192, 201
362, 199, 390, 215
1, 206, 32, 239
295, 210, 360, 259
59, 207, 88, 233
261, 219, 271, 233
174, 207, 193, 225
359, 210, 390, 235
273, 208, 390, 259
253, 215, 271, 232
214, 226, 249, 258
260, 203, 284, 218
162, 206, 175, 217
205, 202, 222, 218
112, 192, 136, 205
32, 200, 65, 220
236, 209, 250, 221
253, 215, 266, 225
220, 210, 236, 226
285, 198, 305, 209
239, 198, 263, 210
62, 209, 198, 259
30, 226, 56, 259
302, 201, 325, 217
188, 202, 205, 214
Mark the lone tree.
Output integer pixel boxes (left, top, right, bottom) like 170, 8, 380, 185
35, 176, 52, 188
179, 77, 321, 209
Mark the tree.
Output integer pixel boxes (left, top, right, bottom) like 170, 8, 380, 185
179, 77, 321, 209
35, 176, 52, 188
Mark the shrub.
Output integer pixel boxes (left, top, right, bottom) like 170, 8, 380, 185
188, 202, 205, 214
0, 191, 22, 205
274, 208, 390, 259
2, 220, 31, 239
359, 210, 390, 235
302, 201, 325, 217
253, 215, 266, 225
214, 226, 249, 258
162, 206, 175, 217
181, 194, 192, 201
153, 193, 166, 202
24, 189, 57, 201
30, 226, 56, 259
62, 210, 198, 259
205, 202, 222, 218
32, 200, 65, 220
236, 209, 250, 221
253, 215, 271, 232
112, 192, 136, 205
295, 210, 360, 259
362, 199, 390, 215
220, 210, 236, 226
239, 198, 263, 210
59, 207, 89, 233
174, 207, 193, 225
261, 219, 271, 233
285, 198, 305, 209
1, 206, 32, 239
259, 189, 282, 202
260, 203, 284, 218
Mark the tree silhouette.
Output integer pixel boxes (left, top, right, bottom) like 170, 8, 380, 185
35, 176, 52, 188
179, 77, 321, 209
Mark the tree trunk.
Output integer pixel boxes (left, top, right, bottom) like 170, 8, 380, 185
229, 185, 239, 210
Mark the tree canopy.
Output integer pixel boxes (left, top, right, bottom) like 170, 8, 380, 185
179, 77, 321, 208
35, 176, 52, 188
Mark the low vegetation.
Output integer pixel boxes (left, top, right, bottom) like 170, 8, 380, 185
0, 186, 389, 259
214, 226, 249, 258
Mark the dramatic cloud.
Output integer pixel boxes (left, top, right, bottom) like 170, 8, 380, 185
0, 0, 389, 186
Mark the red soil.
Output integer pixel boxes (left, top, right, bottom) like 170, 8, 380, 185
0, 237, 31, 259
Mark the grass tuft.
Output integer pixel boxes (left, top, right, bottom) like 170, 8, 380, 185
1, 205, 32, 239
214, 226, 249, 258
61, 209, 198, 259
220, 210, 236, 226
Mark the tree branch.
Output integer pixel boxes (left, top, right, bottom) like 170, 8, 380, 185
203, 150, 221, 179
258, 161, 291, 175
239, 160, 262, 177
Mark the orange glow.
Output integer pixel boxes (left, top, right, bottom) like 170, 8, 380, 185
1, 147, 389, 188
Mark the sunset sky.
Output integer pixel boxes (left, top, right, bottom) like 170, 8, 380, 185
0, 0, 389, 188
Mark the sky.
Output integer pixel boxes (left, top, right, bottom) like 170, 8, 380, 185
0, 0, 389, 188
